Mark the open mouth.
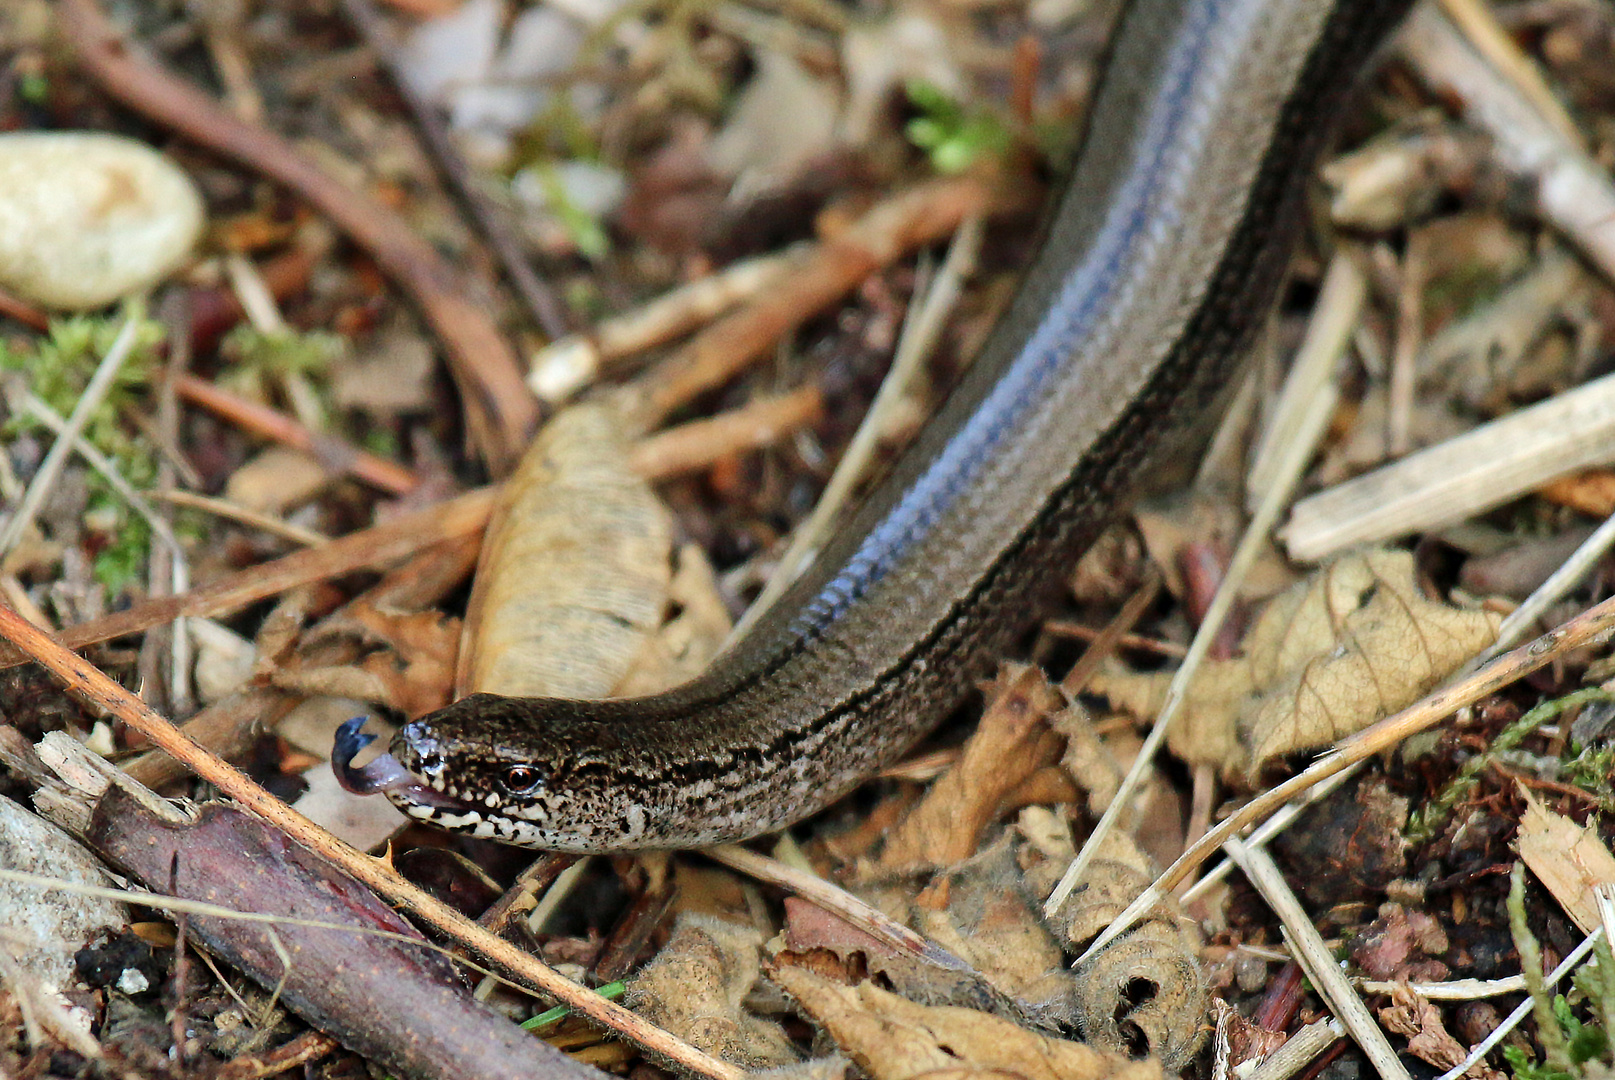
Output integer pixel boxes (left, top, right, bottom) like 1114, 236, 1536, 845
330, 717, 465, 811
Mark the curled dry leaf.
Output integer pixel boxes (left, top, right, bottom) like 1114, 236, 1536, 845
1090, 548, 1501, 777
771, 964, 1164, 1080
624, 914, 799, 1069
1379, 986, 1503, 1080
909, 840, 1076, 1018
878, 665, 1070, 872
281, 599, 460, 717
1029, 831, 1207, 1070
462, 402, 672, 698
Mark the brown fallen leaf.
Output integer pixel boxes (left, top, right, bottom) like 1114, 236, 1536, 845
771, 964, 1163, 1080
878, 665, 1068, 872
279, 600, 459, 717
459, 401, 671, 698
1030, 831, 1207, 1069
1050, 702, 1125, 815
625, 913, 799, 1068
1379, 986, 1503, 1080
1514, 788, 1615, 934
777, 895, 1017, 1018
1091, 548, 1501, 777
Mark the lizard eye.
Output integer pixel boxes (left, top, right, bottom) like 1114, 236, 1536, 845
500, 765, 545, 795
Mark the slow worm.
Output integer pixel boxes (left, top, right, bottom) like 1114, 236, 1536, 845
337, 0, 1412, 851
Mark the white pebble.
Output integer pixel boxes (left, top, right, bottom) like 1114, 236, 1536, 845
0, 132, 204, 310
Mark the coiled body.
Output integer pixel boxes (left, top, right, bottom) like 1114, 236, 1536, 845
349, 0, 1412, 850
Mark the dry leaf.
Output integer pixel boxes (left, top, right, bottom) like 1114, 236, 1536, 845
1050, 703, 1124, 815
1514, 788, 1615, 934
461, 401, 671, 698
625, 914, 798, 1068
1379, 986, 1503, 1080
1031, 832, 1207, 1069
910, 840, 1075, 1017
772, 965, 1163, 1080
279, 601, 459, 716
612, 543, 733, 697
1091, 548, 1501, 777
878, 665, 1067, 872
777, 896, 1015, 1017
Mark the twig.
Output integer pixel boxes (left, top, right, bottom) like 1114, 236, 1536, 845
0, 488, 498, 670
171, 373, 419, 495
337, 0, 571, 340
151, 490, 329, 547
1435, 924, 1603, 1080
1246, 1019, 1344, 1080
622, 175, 1012, 428
0, 604, 742, 1080
530, 246, 805, 404
1076, 590, 1615, 964
627, 385, 824, 480
1402, 7, 1615, 283
1227, 839, 1412, 1080
1284, 371, 1615, 560
705, 844, 972, 973
56, 0, 537, 474
1246, 250, 1365, 505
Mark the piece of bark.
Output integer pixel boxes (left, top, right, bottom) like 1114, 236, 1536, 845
86, 786, 600, 1080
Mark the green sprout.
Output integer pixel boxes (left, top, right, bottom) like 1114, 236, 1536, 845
905, 80, 1011, 175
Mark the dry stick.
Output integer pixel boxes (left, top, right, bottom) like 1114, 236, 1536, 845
0, 604, 741, 1080
337, 0, 570, 340
530, 246, 806, 404
1075, 590, 1615, 965
1044, 384, 1340, 917
55, 0, 537, 475
1402, 7, 1615, 283
1434, 0, 1583, 146
172, 374, 418, 495
1245, 1019, 1344, 1080
1226, 838, 1412, 1080
624, 176, 1006, 429
151, 490, 329, 547
0, 488, 498, 670
1060, 569, 1163, 698
627, 385, 824, 480
1436, 925, 1603, 1080
705, 845, 972, 973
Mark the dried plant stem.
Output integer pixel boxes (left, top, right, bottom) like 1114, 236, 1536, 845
1245, 1018, 1344, 1080
0, 603, 741, 1080
706, 844, 972, 973
1076, 590, 1615, 965
1227, 838, 1411, 1080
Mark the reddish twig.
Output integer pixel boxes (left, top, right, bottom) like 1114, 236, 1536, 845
172, 373, 419, 495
